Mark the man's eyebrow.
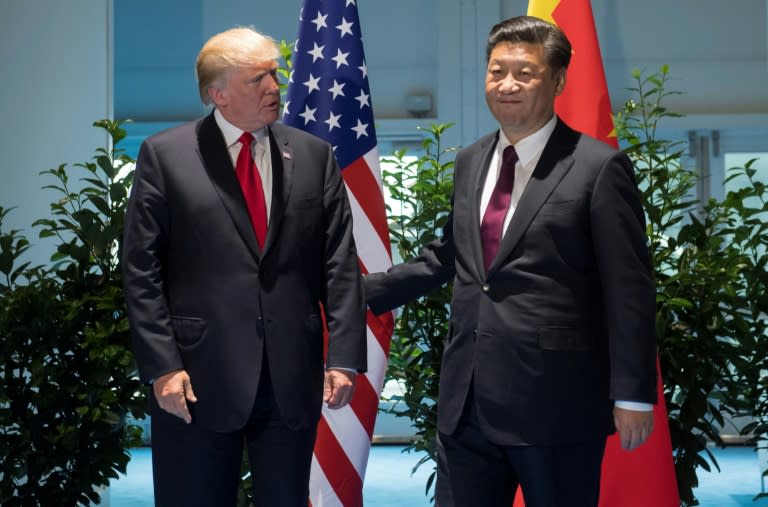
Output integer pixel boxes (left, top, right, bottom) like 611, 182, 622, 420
248, 70, 271, 81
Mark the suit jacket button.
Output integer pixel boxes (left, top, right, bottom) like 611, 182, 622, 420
481, 283, 490, 293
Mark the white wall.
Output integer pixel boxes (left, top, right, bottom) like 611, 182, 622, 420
0, 0, 112, 266
113, 0, 768, 146
595, 0, 768, 115
502, 0, 768, 116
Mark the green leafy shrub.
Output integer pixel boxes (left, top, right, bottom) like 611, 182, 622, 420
380, 123, 456, 499
614, 65, 767, 506
0, 120, 146, 506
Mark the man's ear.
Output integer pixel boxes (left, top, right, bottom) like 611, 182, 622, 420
554, 69, 567, 96
208, 85, 226, 108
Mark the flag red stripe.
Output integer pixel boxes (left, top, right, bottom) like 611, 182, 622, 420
358, 262, 395, 355
314, 417, 364, 507
350, 374, 379, 438
342, 157, 391, 251
367, 310, 393, 356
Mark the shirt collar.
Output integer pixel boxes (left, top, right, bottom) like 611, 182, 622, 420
497, 114, 557, 167
213, 108, 268, 148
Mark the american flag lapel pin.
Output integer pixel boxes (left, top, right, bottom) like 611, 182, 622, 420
282, 151, 292, 160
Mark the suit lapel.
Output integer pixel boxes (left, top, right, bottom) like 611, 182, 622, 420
467, 132, 499, 280
488, 120, 580, 273
196, 113, 262, 260
261, 124, 293, 256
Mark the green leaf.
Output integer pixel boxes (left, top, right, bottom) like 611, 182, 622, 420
96, 155, 115, 179
89, 196, 111, 217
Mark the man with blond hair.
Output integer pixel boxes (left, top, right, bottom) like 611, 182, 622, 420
122, 27, 366, 506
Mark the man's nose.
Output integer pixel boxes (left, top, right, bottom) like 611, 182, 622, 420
267, 73, 280, 91
499, 74, 520, 93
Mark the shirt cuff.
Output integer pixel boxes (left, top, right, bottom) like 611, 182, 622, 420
615, 400, 654, 411
326, 366, 358, 375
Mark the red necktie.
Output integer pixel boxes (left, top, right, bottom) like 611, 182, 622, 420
235, 132, 268, 249
480, 145, 518, 271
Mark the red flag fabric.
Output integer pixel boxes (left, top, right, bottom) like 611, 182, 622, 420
512, 1, 681, 506
530, 0, 617, 147
283, 1, 394, 505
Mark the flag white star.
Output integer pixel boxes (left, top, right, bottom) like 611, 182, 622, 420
336, 17, 354, 38
358, 61, 368, 79
355, 90, 370, 109
299, 105, 317, 125
325, 111, 342, 132
351, 118, 368, 139
311, 12, 328, 31
328, 80, 346, 100
308, 42, 325, 62
303, 73, 321, 94
331, 49, 350, 69
289, 69, 294, 84
346, 0, 356, 6
282, 100, 291, 117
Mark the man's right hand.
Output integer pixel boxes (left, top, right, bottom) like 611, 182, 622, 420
153, 369, 197, 424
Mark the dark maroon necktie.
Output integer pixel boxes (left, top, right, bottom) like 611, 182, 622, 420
480, 145, 518, 271
235, 132, 268, 249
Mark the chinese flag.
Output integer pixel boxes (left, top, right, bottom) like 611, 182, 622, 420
512, 1, 681, 506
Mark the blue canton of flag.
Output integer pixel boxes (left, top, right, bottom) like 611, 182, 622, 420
283, 0, 376, 170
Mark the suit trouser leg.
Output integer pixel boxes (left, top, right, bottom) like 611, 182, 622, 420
150, 398, 243, 507
244, 357, 318, 507
438, 384, 606, 507
151, 348, 317, 506
503, 437, 605, 507
435, 433, 456, 507
439, 421, 517, 507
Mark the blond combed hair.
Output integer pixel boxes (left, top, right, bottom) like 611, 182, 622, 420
195, 27, 280, 105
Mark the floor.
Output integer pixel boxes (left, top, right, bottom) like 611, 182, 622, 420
107, 445, 768, 506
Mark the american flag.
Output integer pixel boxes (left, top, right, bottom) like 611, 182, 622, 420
283, 1, 395, 505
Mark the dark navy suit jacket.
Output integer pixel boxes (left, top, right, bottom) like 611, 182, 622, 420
123, 113, 366, 432
366, 119, 656, 445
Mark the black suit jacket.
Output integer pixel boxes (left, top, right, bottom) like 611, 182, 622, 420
366, 119, 656, 445
122, 113, 366, 432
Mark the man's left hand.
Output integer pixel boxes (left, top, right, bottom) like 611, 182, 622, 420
614, 406, 654, 450
324, 369, 357, 409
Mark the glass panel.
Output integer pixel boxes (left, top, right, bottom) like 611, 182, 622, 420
723, 152, 768, 261
378, 153, 420, 265
723, 152, 768, 209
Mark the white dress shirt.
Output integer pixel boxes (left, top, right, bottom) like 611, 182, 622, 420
479, 115, 557, 229
214, 108, 273, 223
